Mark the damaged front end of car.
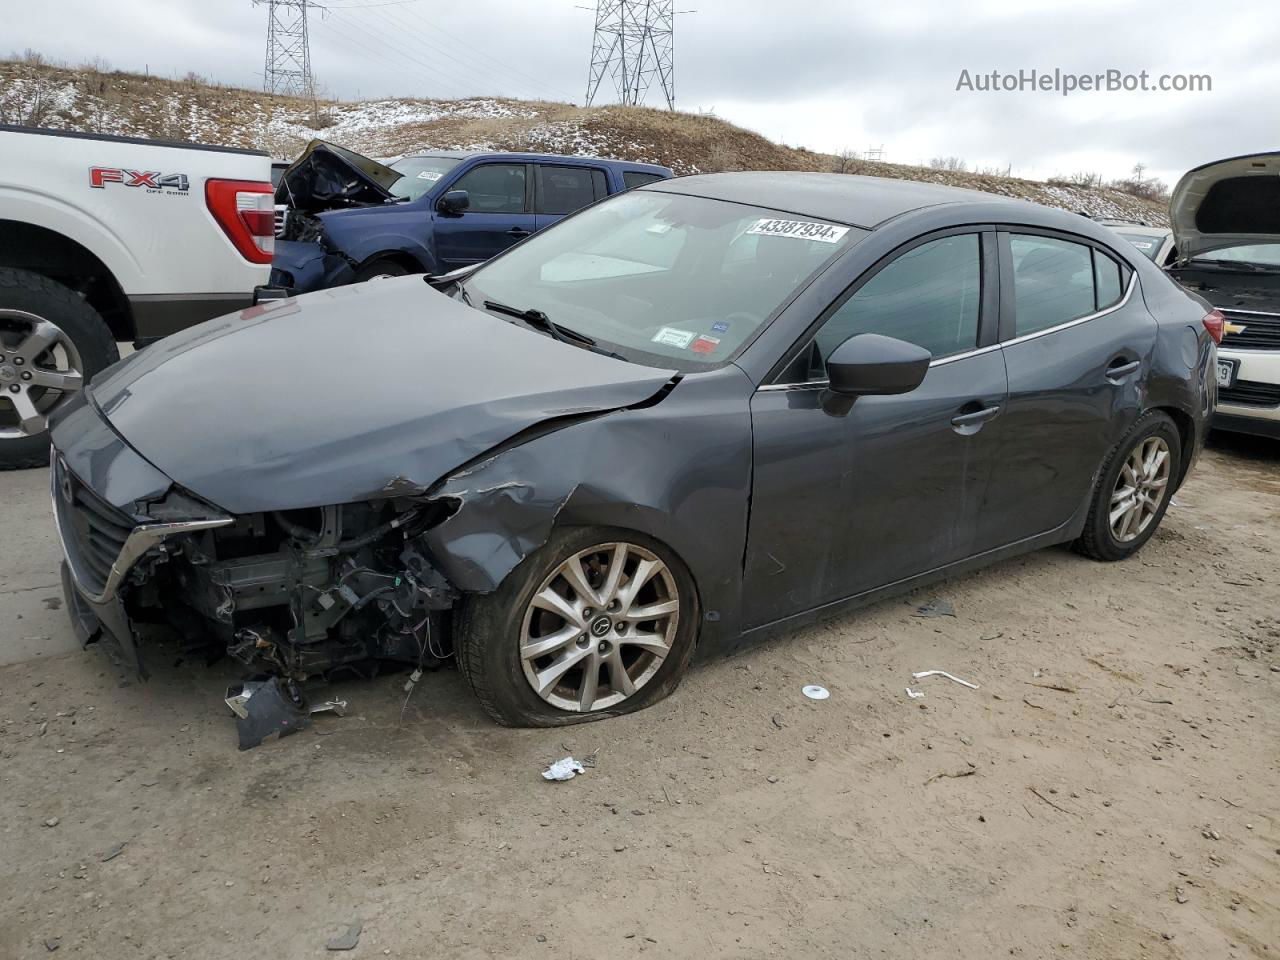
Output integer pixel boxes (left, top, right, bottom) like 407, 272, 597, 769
54, 460, 470, 746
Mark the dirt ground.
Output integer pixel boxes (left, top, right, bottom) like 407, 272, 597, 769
1, 432, 1277, 960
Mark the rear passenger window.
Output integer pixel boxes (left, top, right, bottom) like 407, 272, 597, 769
535, 166, 603, 215
1094, 250, 1124, 309
1010, 235, 1096, 335
815, 234, 981, 362
623, 171, 665, 190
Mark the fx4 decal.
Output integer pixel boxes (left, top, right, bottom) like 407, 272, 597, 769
90, 167, 190, 193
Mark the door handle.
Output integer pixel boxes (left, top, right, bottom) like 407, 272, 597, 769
1106, 358, 1141, 381
506, 227, 532, 238
951, 405, 1001, 428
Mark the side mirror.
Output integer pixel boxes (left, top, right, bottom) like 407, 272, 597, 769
437, 190, 470, 216
826, 333, 931, 397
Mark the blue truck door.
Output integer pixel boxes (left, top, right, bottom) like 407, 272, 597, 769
433, 162, 535, 270
532, 164, 610, 231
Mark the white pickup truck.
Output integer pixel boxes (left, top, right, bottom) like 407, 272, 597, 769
0, 125, 276, 469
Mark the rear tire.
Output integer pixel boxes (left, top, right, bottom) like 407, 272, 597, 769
354, 259, 410, 283
1074, 411, 1181, 562
455, 527, 699, 727
0, 269, 118, 471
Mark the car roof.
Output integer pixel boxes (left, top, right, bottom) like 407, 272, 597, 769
398, 149, 671, 172
643, 171, 1049, 230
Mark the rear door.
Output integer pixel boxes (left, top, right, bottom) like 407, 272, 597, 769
433, 162, 535, 270
985, 229, 1155, 543
743, 230, 1009, 628
532, 163, 609, 231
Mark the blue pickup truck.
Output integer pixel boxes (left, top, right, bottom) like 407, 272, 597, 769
272, 142, 673, 293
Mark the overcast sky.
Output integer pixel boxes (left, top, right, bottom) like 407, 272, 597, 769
12, 0, 1274, 186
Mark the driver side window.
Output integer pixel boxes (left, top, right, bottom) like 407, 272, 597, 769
812, 234, 982, 371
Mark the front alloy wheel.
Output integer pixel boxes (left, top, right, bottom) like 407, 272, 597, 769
455, 527, 699, 726
520, 542, 680, 712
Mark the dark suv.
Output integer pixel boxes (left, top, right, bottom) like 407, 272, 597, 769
272, 142, 672, 292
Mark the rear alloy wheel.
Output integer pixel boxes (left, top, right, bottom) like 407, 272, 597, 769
1074, 411, 1181, 561
0, 269, 118, 471
456, 527, 699, 726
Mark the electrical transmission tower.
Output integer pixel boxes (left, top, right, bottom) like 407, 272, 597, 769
254, 0, 315, 97
585, 1, 676, 110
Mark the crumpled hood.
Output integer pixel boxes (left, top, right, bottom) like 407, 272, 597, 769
1170, 152, 1280, 261
89, 279, 676, 514
276, 139, 402, 213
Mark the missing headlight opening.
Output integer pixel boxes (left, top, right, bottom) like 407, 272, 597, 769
121, 494, 461, 746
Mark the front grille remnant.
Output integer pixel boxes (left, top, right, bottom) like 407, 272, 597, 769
54, 458, 136, 596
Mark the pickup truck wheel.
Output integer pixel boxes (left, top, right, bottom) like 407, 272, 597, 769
354, 259, 410, 282
0, 268, 119, 471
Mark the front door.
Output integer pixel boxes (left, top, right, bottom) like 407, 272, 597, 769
743, 231, 1009, 629
433, 162, 535, 270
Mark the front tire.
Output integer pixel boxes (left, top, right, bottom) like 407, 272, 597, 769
1074, 411, 1181, 561
354, 259, 410, 283
455, 527, 699, 727
0, 269, 118, 471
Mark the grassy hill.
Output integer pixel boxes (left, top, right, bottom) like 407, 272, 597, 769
0, 57, 1168, 224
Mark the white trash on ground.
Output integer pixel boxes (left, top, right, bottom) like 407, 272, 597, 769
542, 757, 587, 781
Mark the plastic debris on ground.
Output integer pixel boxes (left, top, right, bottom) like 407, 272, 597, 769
325, 922, 362, 951
542, 757, 586, 781
912, 598, 956, 618
911, 669, 980, 690
801, 685, 830, 700
905, 687, 926, 699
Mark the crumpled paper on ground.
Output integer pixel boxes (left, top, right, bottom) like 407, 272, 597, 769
542, 757, 586, 781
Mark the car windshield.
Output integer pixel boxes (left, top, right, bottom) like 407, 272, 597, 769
1115, 231, 1165, 261
461, 190, 862, 369
389, 156, 463, 201
1190, 244, 1280, 268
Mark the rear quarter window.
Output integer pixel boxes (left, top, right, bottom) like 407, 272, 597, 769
623, 171, 667, 190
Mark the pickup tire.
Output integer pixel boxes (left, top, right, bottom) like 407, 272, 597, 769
0, 268, 119, 471
354, 259, 410, 283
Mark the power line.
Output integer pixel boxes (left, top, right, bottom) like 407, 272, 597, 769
585, 1, 677, 110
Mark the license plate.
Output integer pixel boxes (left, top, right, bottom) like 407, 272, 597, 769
1216, 359, 1237, 388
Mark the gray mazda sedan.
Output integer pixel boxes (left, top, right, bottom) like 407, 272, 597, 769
49, 172, 1219, 730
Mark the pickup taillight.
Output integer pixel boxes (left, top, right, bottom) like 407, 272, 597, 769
206, 179, 275, 264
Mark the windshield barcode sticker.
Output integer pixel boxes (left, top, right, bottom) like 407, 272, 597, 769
747, 218, 850, 243
416, 171, 443, 180
652, 326, 695, 348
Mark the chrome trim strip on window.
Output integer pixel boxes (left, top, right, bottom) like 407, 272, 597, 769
1220, 308, 1280, 318
51, 452, 233, 605
758, 274, 1137, 393
1000, 273, 1137, 348
758, 343, 1002, 392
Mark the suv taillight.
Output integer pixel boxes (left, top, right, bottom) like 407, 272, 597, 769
1202, 308, 1225, 345
206, 179, 275, 264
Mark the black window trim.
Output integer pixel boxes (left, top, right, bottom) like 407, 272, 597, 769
996, 226, 1137, 343
764, 225, 1000, 388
